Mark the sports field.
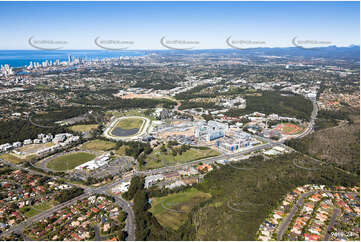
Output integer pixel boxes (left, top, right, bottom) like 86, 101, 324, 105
274, 122, 303, 135
150, 188, 211, 230
81, 139, 116, 151
46, 152, 96, 171
115, 117, 144, 130
69, 124, 98, 132
144, 146, 220, 170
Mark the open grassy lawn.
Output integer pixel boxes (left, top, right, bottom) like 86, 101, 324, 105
144, 146, 220, 169
69, 124, 98, 132
0, 153, 26, 164
150, 188, 211, 230
115, 118, 144, 130
46, 152, 96, 171
20, 200, 54, 218
81, 139, 116, 151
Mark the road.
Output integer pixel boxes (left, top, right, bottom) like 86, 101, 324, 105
295, 101, 318, 139
138, 142, 275, 176
109, 194, 135, 241
0, 160, 135, 241
324, 208, 340, 241
277, 190, 357, 241
85, 179, 136, 241
0, 193, 89, 237
28, 117, 55, 129
277, 191, 316, 240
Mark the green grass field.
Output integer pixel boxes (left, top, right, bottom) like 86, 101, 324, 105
20, 201, 54, 218
144, 146, 220, 170
150, 188, 211, 230
81, 139, 116, 151
114, 118, 144, 130
46, 152, 96, 171
0, 153, 25, 164
69, 124, 98, 132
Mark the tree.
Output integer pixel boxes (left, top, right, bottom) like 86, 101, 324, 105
124, 176, 144, 200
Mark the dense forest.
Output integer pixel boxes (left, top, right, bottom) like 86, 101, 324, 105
225, 91, 313, 120
0, 120, 66, 144
75, 97, 177, 110
314, 109, 352, 130
31, 107, 90, 125
178, 100, 223, 110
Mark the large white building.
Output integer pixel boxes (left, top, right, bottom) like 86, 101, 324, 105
112, 181, 130, 194
216, 131, 252, 152
145, 174, 164, 188
194, 120, 228, 141
75, 153, 110, 171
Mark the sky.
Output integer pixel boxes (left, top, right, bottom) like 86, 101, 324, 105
0, 1, 359, 50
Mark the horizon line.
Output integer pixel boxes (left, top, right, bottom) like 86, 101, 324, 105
0, 45, 360, 52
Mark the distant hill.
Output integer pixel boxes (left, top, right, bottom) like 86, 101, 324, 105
152, 45, 360, 60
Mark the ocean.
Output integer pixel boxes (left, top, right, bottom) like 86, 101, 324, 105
0, 50, 145, 68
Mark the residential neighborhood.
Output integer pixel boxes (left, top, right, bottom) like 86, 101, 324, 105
23, 195, 128, 241
257, 185, 360, 241
0, 162, 76, 234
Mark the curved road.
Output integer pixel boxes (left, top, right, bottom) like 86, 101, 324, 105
29, 117, 56, 128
